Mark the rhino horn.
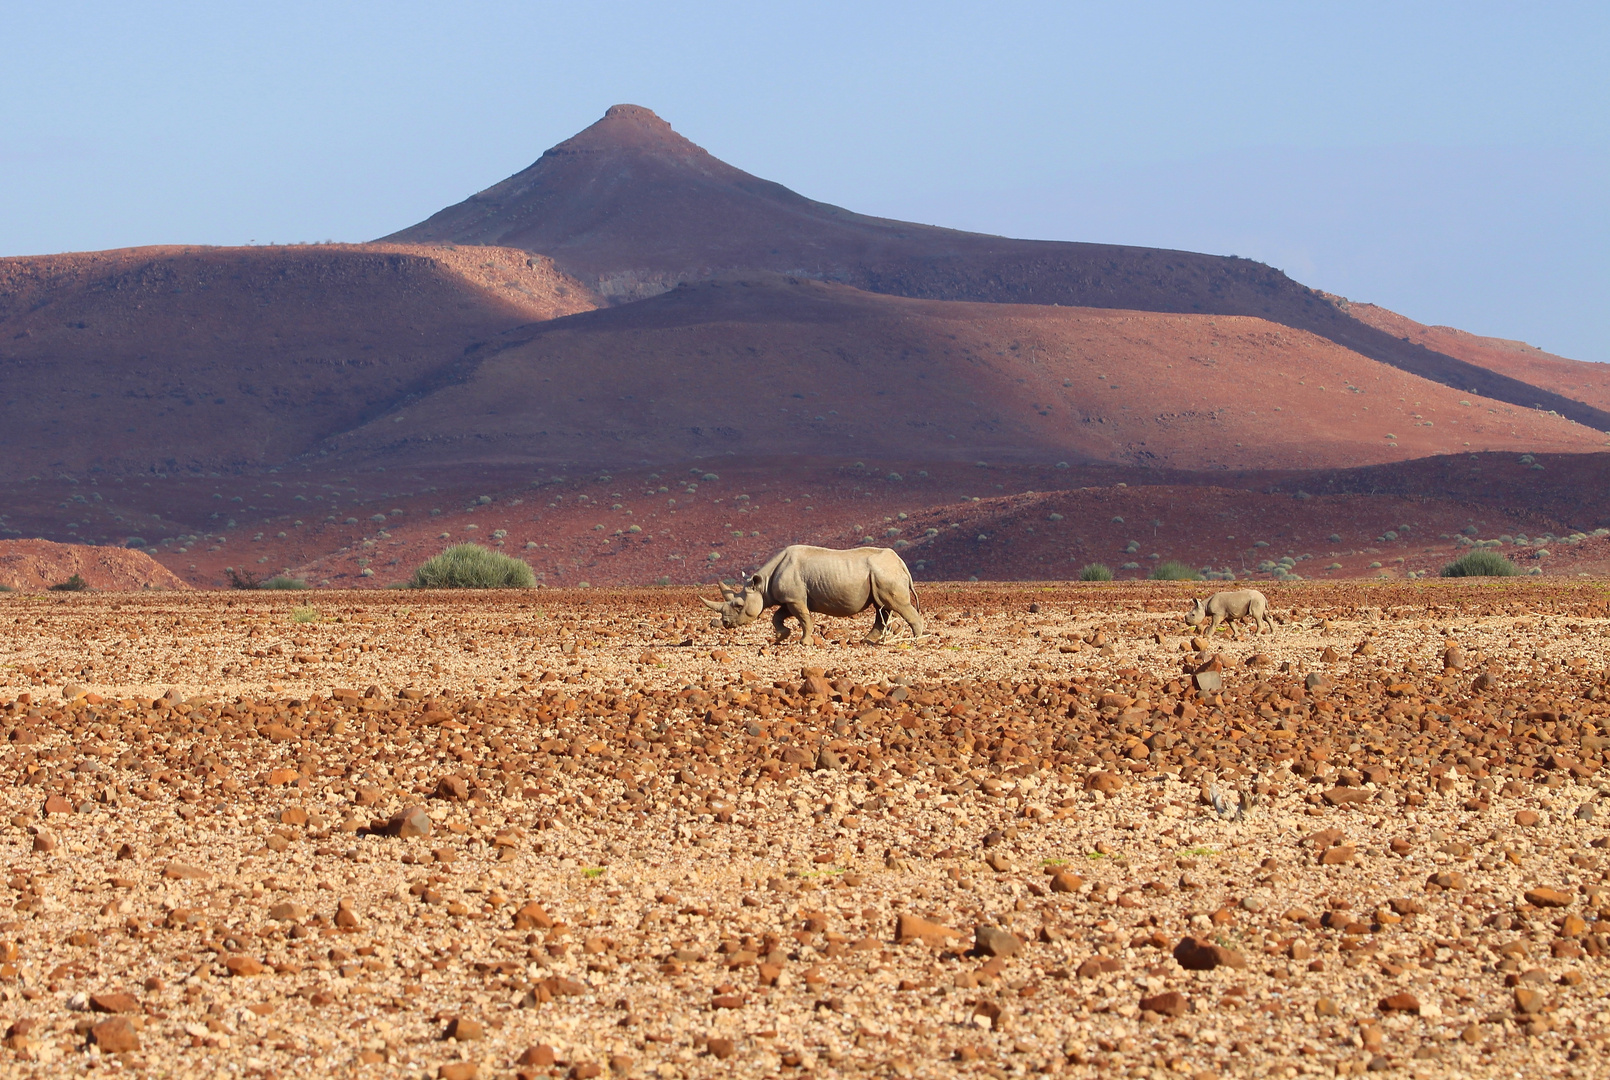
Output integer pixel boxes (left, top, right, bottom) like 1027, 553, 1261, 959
699, 596, 727, 612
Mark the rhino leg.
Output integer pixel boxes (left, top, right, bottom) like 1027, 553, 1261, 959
780, 602, 816, 644
771, 607, 793, 644
864, 607, 893, 643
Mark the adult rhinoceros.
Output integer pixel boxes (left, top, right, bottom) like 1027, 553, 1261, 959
701, 544, 925, 644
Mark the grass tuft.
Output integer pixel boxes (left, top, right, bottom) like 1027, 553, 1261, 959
259, 576, 310, 590
290, 606, 321, 623
48, 574, 88, 592
409, 543, 536, 589
1149, 560, 1202, 581
1441, 550, 1521, 577
1078, 563, 1114, 582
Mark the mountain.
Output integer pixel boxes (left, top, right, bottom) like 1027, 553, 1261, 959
386, 104, 1610, 432
0, 243, 594, 478
320, 274, 1605, 472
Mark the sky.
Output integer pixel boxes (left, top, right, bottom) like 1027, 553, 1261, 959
3, 2, 1606, 361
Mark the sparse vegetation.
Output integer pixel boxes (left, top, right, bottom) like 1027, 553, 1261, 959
408, 543, 535, 589
48, 574, 87, 592
260, 576, 310, 590
225, 567, 260, 590
1149, 560, 1202, 581
290, 606, 321, 623
1442, 550, 1521, 577
1078, 563, 1114, 582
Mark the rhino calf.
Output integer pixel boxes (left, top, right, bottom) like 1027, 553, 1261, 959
1185, 589, 1273, 639
701, 544, 924, 644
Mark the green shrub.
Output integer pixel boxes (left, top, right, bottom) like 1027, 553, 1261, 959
290, 606, 321, 623
1441, 550, 1520, 577
124, 537, 148, 549
1078, 563, 1114, 582
409, 543, 536, 589
1150, 560, 1202, 581
48, 574, 88, 592
260, 576, 310, 590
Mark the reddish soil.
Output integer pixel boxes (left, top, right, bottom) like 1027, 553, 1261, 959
1340, 298, 1610, 416
0, 539, 188, 591
0, 243, 594, 478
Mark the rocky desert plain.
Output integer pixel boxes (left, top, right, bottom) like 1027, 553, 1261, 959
3, 104, 1610, 1080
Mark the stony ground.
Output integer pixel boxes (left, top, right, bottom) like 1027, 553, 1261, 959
0, 580, 1607, 1079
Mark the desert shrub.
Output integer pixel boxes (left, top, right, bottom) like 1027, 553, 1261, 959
290, 607, 321, 623
409, 543, 535, 589
49, 574, 88, 592
124, 537, 148, 549
260, 576, 310, 590
1150, 560, 1202, 581
1441, 550, 1520, 577
225, 567, 260, 590
1078, 563, 1114, 582
0, 583, 12, 592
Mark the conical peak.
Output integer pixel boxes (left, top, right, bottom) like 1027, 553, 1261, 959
603, 103, 668, 126
552, 103, 703, 159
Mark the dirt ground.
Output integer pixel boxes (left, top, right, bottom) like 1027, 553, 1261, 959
0, 580, 1606, 1079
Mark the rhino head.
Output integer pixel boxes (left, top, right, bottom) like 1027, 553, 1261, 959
701, 577, 766, 628
1184, 597, 1207, 626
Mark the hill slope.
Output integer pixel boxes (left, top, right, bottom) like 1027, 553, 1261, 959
0, 244, 595, 478
385, 104, 1610, 432
322, 275, 1604, 472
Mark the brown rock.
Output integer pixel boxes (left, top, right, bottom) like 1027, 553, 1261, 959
756, 962, 783, 986
1427, 871, 1466, 891
974, 925, 1022, 958
225, 954, 266, 977
518, 1046, 557, 1067
984, 851, 1014, 873
896, 913, 960, 944
279, 806, 309, 826
1525, 887, 1571, 908
514, 902, 554, 930
1561, 914, 1588, 937
390, 805, 433, 838
89, 992, 140, 1014
42, 794, 73, 816
1319, 845, 1357, 865
1048, 869, 1084, 893
1514, 987, 1548, 1014
90, 1016, 140, 1053
1515, 810, 1541, 827
438, 1065, 479, 1080
1379, 993, 1420, 1014
32, 833, 57, 853
1084, 771, 1123, 794
446, 1017, 484, 1041
1173, 936, 1245, 971
334, 899, 361, 928
162, 861, 211, 881
1139, 990, 1187, 1017
708, 1037, 736, 1059
1322, 788, 1371, 806
268, 902, 308, 922
1388, 898, 1425, 916
436, 775, 470, 801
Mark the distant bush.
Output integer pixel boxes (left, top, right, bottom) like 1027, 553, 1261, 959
260, 576, 310, 590
1441, 550, 1520, 578
225, 567, 260, 590
1078, 563, 1114, 582
124, 537, 148, 549
1150, 560, 1203, 581
409, 543, 535, 589
290, 606, 321, 623
49, 574, 88, 592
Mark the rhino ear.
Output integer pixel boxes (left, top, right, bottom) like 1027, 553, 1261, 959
749, 573, 764, 589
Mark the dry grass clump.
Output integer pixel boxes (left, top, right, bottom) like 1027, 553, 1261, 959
409, 543, 536, 589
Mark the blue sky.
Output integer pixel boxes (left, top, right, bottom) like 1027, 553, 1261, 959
3, 2, 1605, 360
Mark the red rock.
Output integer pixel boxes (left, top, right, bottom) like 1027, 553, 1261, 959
162, 861, 211, 881
896, 913, 960, 944
436, 775, 470, 801
1049, 869, 1084, 893
1514, 987, 1547, 1014
1525, 887, 1571, 908
1139, 990, 1187, 1017
1319, 845, 1357, 865
438, 1064, 479, 1080
517, 1046, 557, 1067
390, 805, 433, 838
1322, 787, 1371, 805
1379, 992, 1420, 1014
1515, 810, 1541, 827
708, 1037, 736, 1059
90, 1016, 140, 1052
446, 1017, 484, 1041
514, 902, 553, 930
89, 992, 140, 1014
973, 925, 1022, 957
225, 954, 266, 977
1084, 771, 1123, 794
41, 794, 73, 816
1173, 936, 1246, 971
